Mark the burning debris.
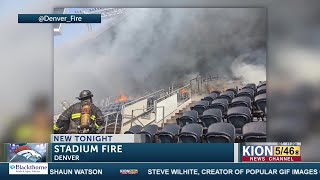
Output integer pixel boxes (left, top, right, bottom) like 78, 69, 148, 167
115, 95, 128, 103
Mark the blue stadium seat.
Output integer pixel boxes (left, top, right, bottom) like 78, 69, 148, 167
230, 96, 252, 109
191, 100, 209, 115
157, 124, 181, 143
199, 109, 222, 128
178, 124, 203, 143
124, 125, 143, 134
242, 122, 266, 142
140, 124, 158, 143
176, 110, 198, 127
209, 99, 229, 116
206, 123, 235, 143
227, 106, 252, 134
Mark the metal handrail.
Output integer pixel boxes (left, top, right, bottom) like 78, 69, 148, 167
121, 89, 165, 114
129, 106, 165, 129
156, 84, 190, 103
101, 111, 122, 134
129, 107, 155, 128
145, 106, 165, 128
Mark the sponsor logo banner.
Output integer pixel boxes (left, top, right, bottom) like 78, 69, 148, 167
9, 163, 48, 175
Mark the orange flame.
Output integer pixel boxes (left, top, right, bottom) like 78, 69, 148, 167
115, 95, 128, 103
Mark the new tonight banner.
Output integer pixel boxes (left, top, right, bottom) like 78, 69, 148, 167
1, 163, 320, 179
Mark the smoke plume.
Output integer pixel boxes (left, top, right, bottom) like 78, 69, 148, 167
54, 8, 266, 111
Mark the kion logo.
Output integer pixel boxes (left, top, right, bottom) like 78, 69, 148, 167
120, 169, 139, 175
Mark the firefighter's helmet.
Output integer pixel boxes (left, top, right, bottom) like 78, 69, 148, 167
76, 90, 93, 100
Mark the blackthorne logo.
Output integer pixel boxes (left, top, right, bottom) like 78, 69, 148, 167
9, 163, 48, 175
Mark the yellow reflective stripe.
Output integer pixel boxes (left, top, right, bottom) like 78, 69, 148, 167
53, 124, 60, 131
95, 122, 100, 129
71, 113, 81, 119
89, 115, 99, 129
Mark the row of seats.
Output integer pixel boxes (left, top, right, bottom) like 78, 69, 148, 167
198, 87, 266, 115
125, 122, 266, 143
193, 82, 266, 113
177, 107, 252, 134
180, 81, 267, 134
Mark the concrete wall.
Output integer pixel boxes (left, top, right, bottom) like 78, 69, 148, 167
155, 93, 178, 123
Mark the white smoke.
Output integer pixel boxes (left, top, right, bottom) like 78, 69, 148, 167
231, 50, 267, 84
54, 8, 267, 112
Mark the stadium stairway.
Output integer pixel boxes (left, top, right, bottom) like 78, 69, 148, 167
162, 101, 197, 128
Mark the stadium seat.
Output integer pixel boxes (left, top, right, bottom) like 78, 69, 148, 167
209, 99, 229, 117
176, 110, 199, 127
199, 109, 223, 128
257, 85, 267, 95
178, 124, 203, 143
225, 88, 238, 95
230, 96, 252, 109
227, 107, 252, 134
255, 93, 267, 115
191, 100, 209, 115
217, 91, 234, 103
140, 124, 158, 143
202, 93, 219, 104
242, 83, 257, 92
157, 124, 181, 143
206, 123, 235, 143
242, 122, 266, 142
257, 81, 266, 88
210, 90, 221, 96
236, 88, 254, 100
124, 125, 143, 134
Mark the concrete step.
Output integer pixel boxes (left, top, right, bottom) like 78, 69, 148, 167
162, 101, 198, 127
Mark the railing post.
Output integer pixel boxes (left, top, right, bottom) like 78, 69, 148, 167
154, 100, 157, 122
114, 113, 119, 134
162, 106, 165, 128
130, 110, 134, 128
198, 76, 201, 95
104, 115, 109, 134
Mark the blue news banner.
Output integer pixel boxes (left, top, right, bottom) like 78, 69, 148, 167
3, 135, 320, 179
50, 143, 233, 162
49, 134, 233, 162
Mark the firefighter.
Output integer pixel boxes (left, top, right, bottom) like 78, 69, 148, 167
53, 90, 104, 134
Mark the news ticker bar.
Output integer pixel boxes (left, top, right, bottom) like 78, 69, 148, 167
1, 163, 320, 178
18, 14, 101, 23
